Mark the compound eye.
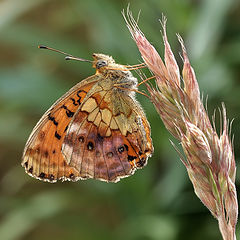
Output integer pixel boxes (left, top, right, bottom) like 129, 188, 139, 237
96, 60, 107, 69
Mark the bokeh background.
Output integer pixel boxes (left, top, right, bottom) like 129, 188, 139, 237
0, 0, 239, 239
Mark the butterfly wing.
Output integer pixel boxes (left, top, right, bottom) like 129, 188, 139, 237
62, 87, 153, 182
22, 75, 100, 182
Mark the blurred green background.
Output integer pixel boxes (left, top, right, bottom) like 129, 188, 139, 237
0, 0, 239, 239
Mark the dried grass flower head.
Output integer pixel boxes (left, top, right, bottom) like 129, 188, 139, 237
123, 9, 238, 240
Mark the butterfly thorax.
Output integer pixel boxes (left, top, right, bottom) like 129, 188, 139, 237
92, 53, 138, 93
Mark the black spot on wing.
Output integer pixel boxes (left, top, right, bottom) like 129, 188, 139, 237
49, 174, 55, 181
77, 90, 87, 104
39, 172, 45, 178
69, 173, 76, 180
78, 136, 84, 142
64, 125, 69, 132
87, 141, 94, 151
97, 133, 104, 142
70, 97, 78, 106
55, 131, 61, 140
48, 114, 58, 126
61, 105, 75, 118
136, 158, 146, 168
118, 145, 125, 153
124, 144, 129, 151
127, 155, 137, 162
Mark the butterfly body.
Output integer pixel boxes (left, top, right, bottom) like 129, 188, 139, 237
22, 53, 153, 183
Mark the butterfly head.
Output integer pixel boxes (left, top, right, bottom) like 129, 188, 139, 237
92, 53, 126, 73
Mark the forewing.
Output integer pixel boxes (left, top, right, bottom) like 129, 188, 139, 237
22, 75, 100, 182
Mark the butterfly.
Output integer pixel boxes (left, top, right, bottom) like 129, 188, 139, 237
22, 46, 153, 183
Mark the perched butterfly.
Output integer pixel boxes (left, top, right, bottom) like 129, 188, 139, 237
22, 46, 153, 183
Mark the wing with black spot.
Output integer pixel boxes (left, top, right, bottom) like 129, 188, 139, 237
22, 75, 99, 182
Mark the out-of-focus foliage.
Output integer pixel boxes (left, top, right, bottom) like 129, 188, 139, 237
0, 0, 239, 239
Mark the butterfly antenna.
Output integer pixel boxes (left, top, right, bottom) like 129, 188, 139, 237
38, 45, 92, 63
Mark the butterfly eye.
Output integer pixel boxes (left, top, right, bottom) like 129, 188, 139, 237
96, 60, 107, 69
